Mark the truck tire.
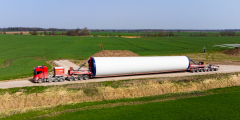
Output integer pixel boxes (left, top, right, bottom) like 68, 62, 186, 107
83, 75, 89, 80
38, 79, 43, 84
55, 78, 59, 82
60, 78, 64, 82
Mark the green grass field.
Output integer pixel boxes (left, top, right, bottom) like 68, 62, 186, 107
0, 34, 240, 80
2, 85, 240, 120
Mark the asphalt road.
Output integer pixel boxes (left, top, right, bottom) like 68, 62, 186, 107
0, 65, 240, 89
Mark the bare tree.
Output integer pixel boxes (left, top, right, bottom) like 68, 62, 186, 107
79, 27, 91, 36
44, 30, 47, 35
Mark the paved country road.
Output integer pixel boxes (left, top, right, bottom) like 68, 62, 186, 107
0, 65, 240, 89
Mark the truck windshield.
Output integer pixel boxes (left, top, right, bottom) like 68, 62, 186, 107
35, 71, 43, 75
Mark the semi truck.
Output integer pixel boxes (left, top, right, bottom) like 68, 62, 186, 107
33, 56, 219, 83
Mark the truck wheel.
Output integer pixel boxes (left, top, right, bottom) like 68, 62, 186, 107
78, 76, 83, 80
60, 78, 64, 82
38, 79, 43, 84
210, 68, 213, 71
48, 79, 52, 83
83, 75, 89, 80
55, 78, 59, 82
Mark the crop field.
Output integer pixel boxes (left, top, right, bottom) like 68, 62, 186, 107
90, 31, 240, 36
0, 34, 240, 80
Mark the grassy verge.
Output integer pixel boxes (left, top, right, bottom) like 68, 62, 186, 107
2, 85, 240, 119
0, 72, 240, 118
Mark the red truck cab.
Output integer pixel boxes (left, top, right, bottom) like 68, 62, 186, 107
33, 66, 48, 82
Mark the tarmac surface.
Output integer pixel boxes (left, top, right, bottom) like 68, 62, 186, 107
0, 65, 240, 89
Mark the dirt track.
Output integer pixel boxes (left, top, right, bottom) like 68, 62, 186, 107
0, 65, 240, 89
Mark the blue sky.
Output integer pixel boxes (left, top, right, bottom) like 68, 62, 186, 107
0, 0, 239, 29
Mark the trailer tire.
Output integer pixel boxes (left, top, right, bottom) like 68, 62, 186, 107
191, 69, 194, 73
69, 77, 73, 81
196, 69, 199, 73
214, 68, 218, 71
206, 69, 209, 72
83, 75, 89, 80
72, 77, 77, 81
38, 79, 43, 84
78, 76, 83, 80
199, 69, 202, 72
210, 68, 213, 71
203, 69, 205, 72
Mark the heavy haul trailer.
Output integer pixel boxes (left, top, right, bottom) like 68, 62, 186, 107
33, 56, 219, 83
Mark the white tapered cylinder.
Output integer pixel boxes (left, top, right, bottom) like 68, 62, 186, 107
90, 56, 190, 76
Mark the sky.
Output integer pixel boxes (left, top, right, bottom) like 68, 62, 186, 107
0, 0, 239, 29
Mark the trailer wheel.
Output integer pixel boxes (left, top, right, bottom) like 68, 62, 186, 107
72, 77, 77, 81
214, 68, 218, 71
83, 75, 89, 80
191, 69, 195, 73
196, 69, 199, 73
199, 69, 202, 72
78, 76, 83, 80
203, 69, 205, 72
69, 77, 73, 81
210, 68, 213, 71
206, 69, 209, 72
38, 79, 43, 84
